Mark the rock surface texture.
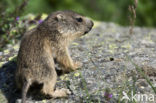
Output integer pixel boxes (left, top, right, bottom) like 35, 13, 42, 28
0, 22, 156, 103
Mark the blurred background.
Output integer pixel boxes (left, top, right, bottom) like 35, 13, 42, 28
0, 0, 156, 27
0, 0, 156, 50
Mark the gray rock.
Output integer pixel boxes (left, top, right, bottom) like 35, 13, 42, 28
0, 22, 156, 103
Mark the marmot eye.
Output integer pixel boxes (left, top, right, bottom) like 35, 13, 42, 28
76, 17, 83, 22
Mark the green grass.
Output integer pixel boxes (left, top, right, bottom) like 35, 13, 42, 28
79, 71, 91, 103
126, 56, 156, 94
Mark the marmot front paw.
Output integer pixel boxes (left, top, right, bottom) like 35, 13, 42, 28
74, 61, 82, 69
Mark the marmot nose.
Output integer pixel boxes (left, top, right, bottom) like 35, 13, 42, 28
90, 21, 94, 27
88, 20, 94, 31
85, 17, 93, 27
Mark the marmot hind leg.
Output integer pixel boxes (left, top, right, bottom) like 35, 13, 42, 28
41, 70, 71, 98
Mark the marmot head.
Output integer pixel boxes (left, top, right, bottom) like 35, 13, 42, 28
43, 10, 93, 40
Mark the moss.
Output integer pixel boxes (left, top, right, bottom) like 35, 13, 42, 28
0, 90, 7, 103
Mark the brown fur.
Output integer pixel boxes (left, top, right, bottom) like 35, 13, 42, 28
15, 10, 93, 103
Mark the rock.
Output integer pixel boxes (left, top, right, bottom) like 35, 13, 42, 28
0, 22, 156, 103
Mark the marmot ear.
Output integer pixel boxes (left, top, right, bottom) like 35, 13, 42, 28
55, 14, 65, 21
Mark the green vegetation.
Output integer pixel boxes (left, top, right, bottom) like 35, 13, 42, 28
0, 0, 156, 27
0, 0, 28, 49
0, 0, 155, 49
25, 0, 156, 27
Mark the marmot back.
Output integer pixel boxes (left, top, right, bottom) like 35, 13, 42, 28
15, 10, 93, 103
